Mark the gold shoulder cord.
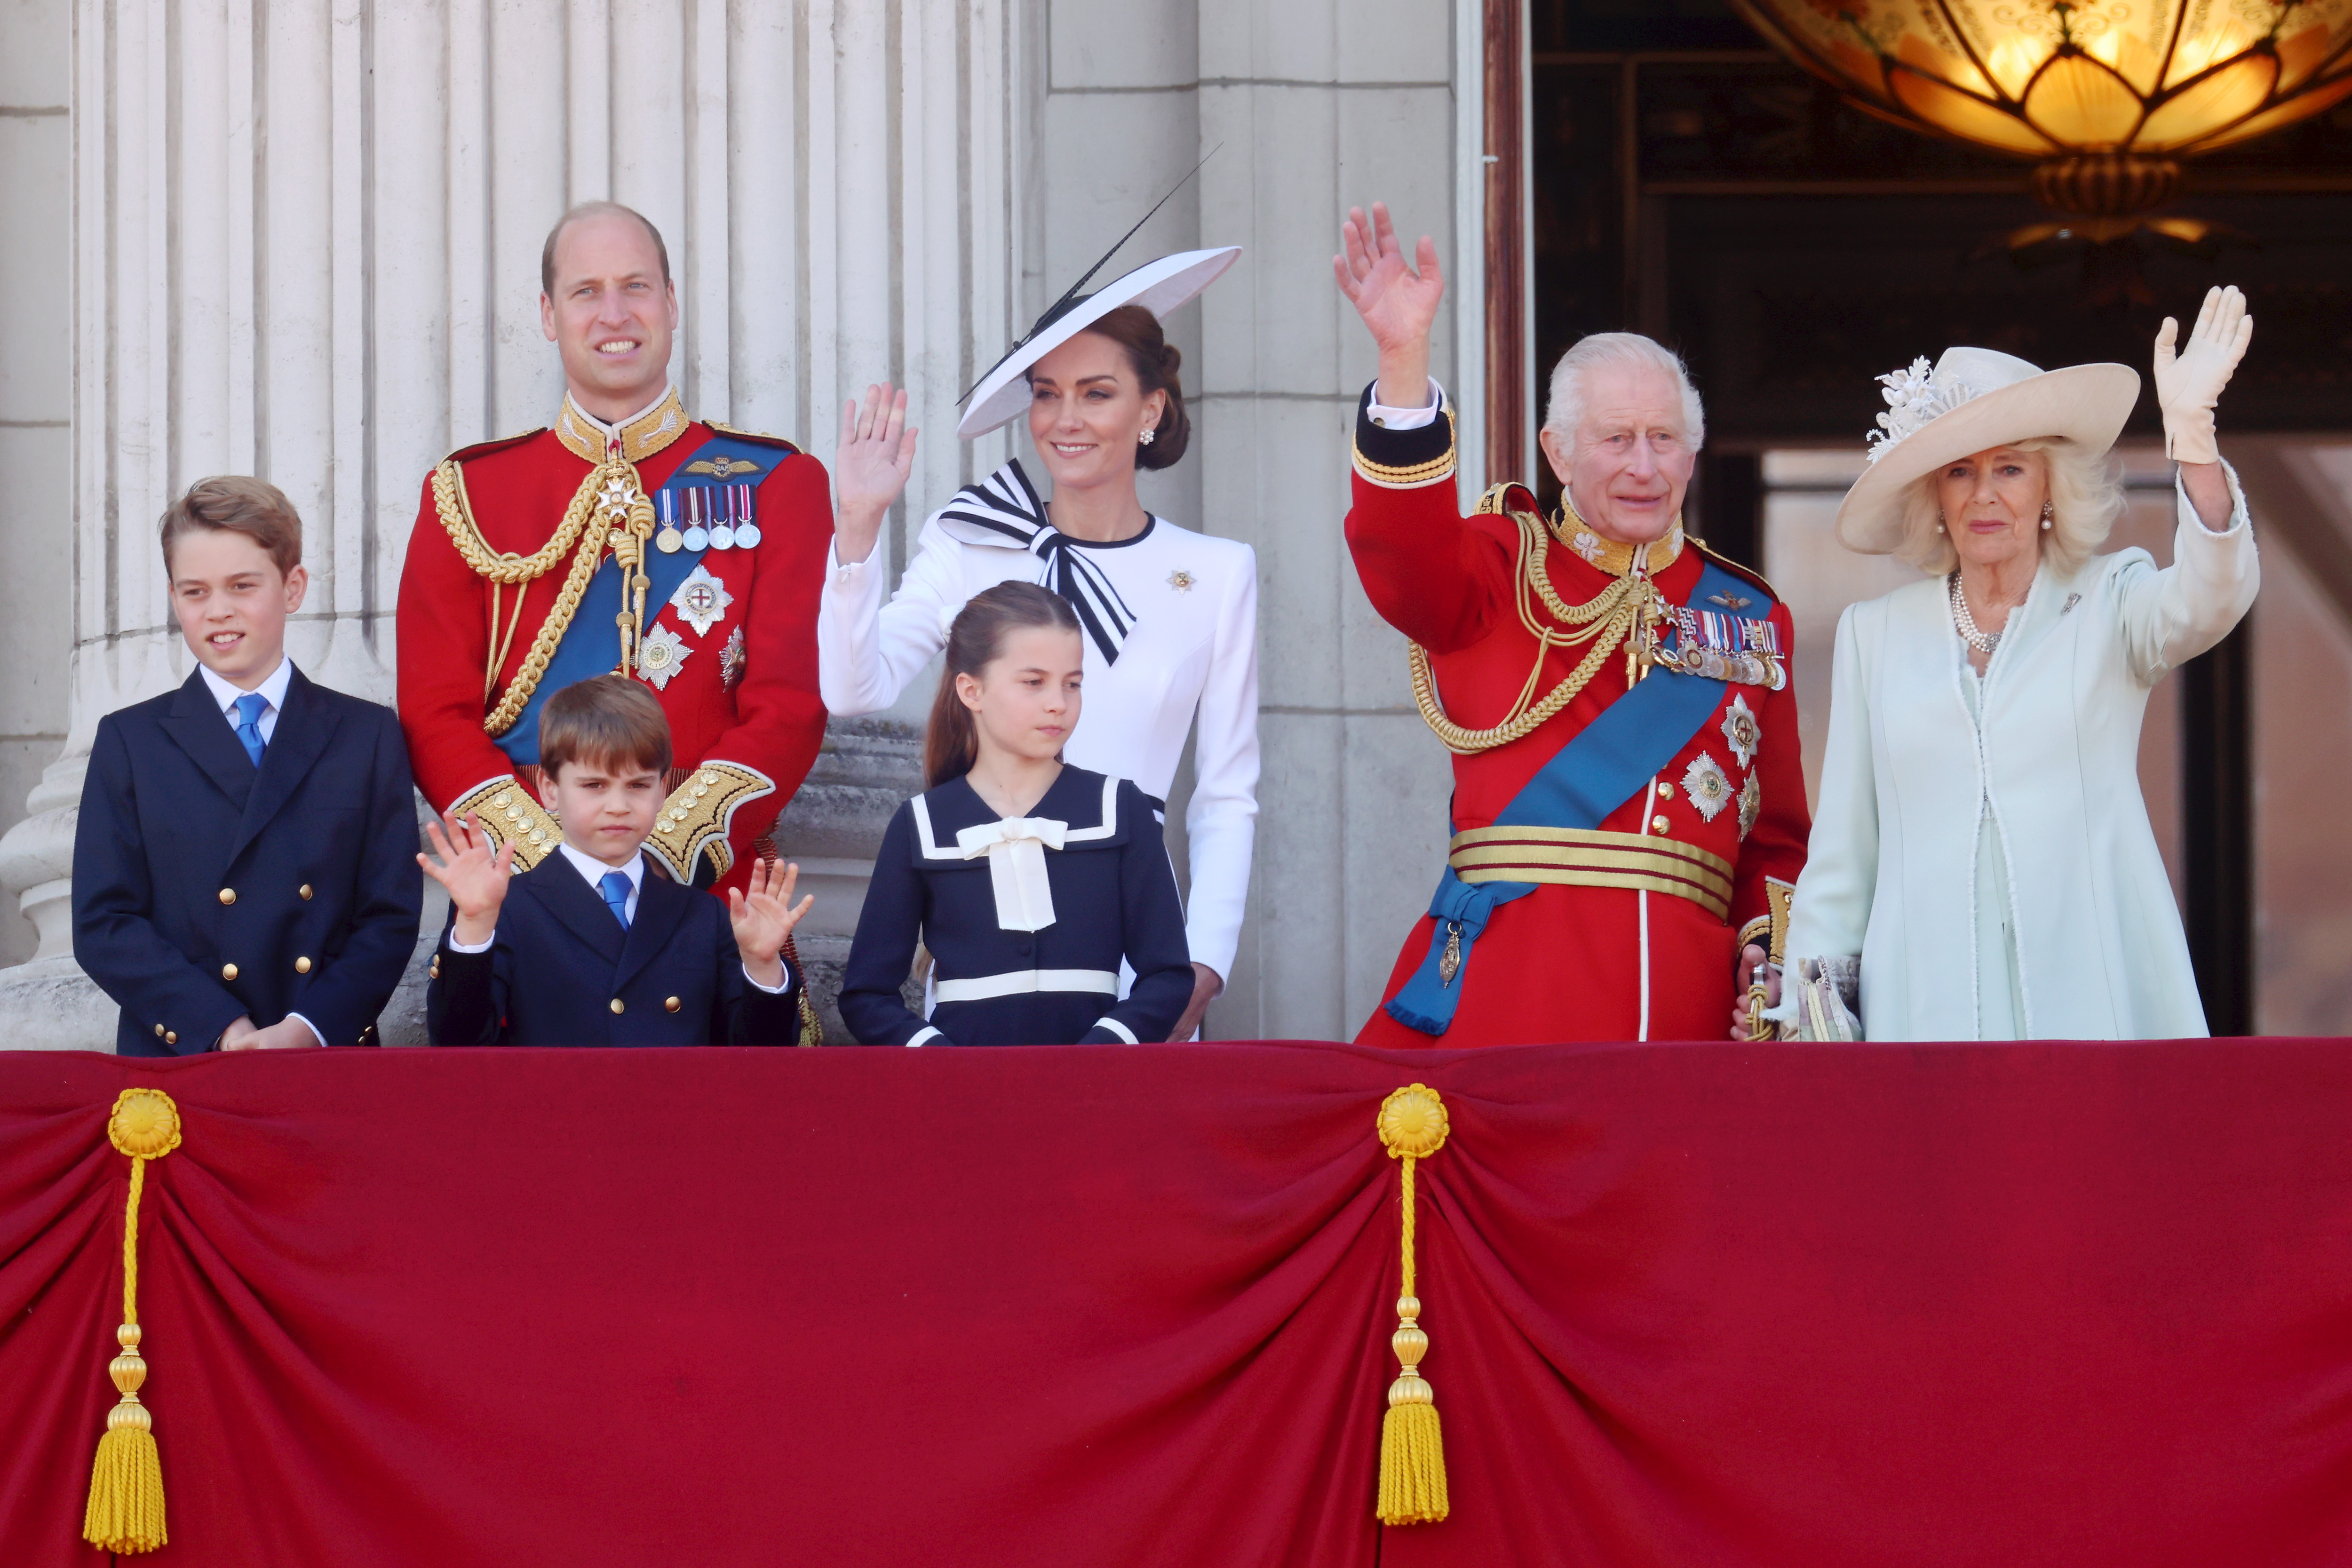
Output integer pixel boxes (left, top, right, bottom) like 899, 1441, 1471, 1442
1406, 486, 1656, 755
431, 451, 655, 737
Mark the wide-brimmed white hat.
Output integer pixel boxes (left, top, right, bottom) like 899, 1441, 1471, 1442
956, 247, 1240, 440
1834, 346, 2140, 553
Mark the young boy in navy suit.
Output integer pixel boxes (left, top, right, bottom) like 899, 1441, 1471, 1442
421, 675, 812, 1046
74, 477, 423, 1055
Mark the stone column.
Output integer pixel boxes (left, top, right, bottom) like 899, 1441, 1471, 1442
0, 0, 1030, 1047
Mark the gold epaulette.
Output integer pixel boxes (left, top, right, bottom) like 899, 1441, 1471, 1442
644, 761, 776, 884
1688, 537, 1783, 605
704, 420, 803, 454
1352, 406, 1458, 489
448, 776, 563, 871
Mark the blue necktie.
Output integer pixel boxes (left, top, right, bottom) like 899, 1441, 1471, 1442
598, 870, 633, 931
231, 692, 270, 768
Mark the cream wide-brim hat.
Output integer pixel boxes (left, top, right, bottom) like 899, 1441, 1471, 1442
956, 247, 1241, 440
1833, 346, 2141, 554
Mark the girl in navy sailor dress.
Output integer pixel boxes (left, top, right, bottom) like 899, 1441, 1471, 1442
840, 582, 1193, 1046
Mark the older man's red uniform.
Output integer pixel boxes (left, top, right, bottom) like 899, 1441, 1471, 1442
1347, 391, 1809, 1045
396, 389, 830, 896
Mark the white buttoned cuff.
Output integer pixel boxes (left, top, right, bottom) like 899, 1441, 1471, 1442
1367, 377, 1445, 432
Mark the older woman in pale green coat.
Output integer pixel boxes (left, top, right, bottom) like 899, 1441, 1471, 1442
1775, 287, 2258, 1041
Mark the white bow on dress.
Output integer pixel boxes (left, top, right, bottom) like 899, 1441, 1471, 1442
954, 817, 1069, 931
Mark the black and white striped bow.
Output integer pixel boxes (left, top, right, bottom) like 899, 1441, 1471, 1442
933, 461, 1139, 665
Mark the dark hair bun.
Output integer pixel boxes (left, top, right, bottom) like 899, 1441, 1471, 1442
1084, 304, 1191, 470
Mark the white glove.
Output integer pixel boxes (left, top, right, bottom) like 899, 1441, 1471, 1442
2153, 284, 2253, 467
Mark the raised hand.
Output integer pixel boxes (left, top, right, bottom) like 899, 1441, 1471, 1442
1332, 202, 1444, 406
833, 382, 919, 567
729, 857, 815, 990
417, 811, 514, 947
2153, 284, 2253, 467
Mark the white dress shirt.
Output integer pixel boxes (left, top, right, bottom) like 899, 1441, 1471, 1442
1367, 377, 1446, 431
448, 843, 790, 993
198, 655, 294, 746
818, 509, 1261, 982
199, 656, 321, 1045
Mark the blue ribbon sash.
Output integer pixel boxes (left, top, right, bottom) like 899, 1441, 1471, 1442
494, 434, 778, 765
1385, 557, 1774, 1035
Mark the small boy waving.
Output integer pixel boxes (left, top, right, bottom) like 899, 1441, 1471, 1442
73, 478, 423, 1054
422, 676, 813, 1046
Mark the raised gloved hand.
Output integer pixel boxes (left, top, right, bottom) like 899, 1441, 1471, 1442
2153, 284, 2253, 467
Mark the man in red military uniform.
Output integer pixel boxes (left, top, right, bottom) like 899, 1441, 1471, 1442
397, 202, 838, 905
1334, 204, 1809, 1045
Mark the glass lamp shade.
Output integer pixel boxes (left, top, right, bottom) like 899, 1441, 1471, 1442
1731, 1, 2352, 211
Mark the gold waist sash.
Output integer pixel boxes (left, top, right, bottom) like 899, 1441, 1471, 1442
1448, 825, 1732, 922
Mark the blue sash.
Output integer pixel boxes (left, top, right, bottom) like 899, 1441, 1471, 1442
1385, 558, 1772, 1035
494, 434, 779, 764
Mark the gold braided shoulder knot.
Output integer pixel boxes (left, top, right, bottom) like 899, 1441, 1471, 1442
433, 453, 652, 738
1406, 487, 1654, 755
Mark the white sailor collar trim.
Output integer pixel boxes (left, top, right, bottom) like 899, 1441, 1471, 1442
910, 769, 1127, 864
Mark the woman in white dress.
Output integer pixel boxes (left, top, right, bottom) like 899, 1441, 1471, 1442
821, 248, 1259, 1040
1777, 286, 2258, 1041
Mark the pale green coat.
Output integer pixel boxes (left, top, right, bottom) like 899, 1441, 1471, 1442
1784, 472, 2258, 1041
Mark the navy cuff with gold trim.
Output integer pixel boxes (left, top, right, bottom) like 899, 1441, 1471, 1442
1352, 382, 1457, 489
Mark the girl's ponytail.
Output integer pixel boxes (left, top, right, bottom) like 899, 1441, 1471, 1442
922, 581, 1082, 787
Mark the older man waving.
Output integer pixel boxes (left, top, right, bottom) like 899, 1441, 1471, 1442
1337, 203, 1810, 1046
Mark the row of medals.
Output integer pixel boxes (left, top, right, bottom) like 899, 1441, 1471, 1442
652, 486, 763, 555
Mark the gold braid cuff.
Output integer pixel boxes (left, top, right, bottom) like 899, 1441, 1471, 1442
449, 776, 563, 872
1352, 406, 1458, 489
644, 761, 775, 884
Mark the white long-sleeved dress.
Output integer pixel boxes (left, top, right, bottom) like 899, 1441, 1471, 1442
819, 491, 1260, 983
1783, 469, 2258, 1040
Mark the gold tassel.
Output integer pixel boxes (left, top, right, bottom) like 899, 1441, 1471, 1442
1376, 1084, 1451, 1526
84, 1087, 181, 1555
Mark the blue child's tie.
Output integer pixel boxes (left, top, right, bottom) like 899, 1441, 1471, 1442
231, 692, 270, 768
598, 870, 633, 931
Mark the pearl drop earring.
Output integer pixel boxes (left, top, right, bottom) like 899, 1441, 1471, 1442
2041, 500, 2054, 531
1936, 509, 1947, 535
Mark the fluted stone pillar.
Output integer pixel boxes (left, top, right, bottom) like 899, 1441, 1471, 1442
0, 0, 1028, 1047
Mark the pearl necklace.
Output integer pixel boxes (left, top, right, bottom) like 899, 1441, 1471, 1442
1948, 572, 2002, 655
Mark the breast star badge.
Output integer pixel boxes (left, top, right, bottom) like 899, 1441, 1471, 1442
1681, 751, 1733, 822
720, 624, 747, 690
635, 624, 691, 690
1167, 569, 1195, 593
667, 563, 734, 638
1738, 771, 1761, 840
1721, 693, 1760, 768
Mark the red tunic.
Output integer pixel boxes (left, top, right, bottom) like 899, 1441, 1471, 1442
1345, 399, 1809, 1046
396, 399, 830, 896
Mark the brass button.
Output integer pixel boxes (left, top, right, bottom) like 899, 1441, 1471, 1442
164, 1031, 177, 1045
295, 956, 312, 975
1650, 815, 1670, 834
493, 791, 511, 807
218, 887, 236, 906
1656, 783, 1675, 800
152, 1022, 165, 1037
664, 996, 681, 1013
610, 998, 625, 1015
298, 883, 313, 901
221, 963, 239, 982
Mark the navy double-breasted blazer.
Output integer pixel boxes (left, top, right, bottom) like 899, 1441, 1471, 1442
425, 852, 803, 1046
73, 667, 424, 1055
840, 767, 1192, 1046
